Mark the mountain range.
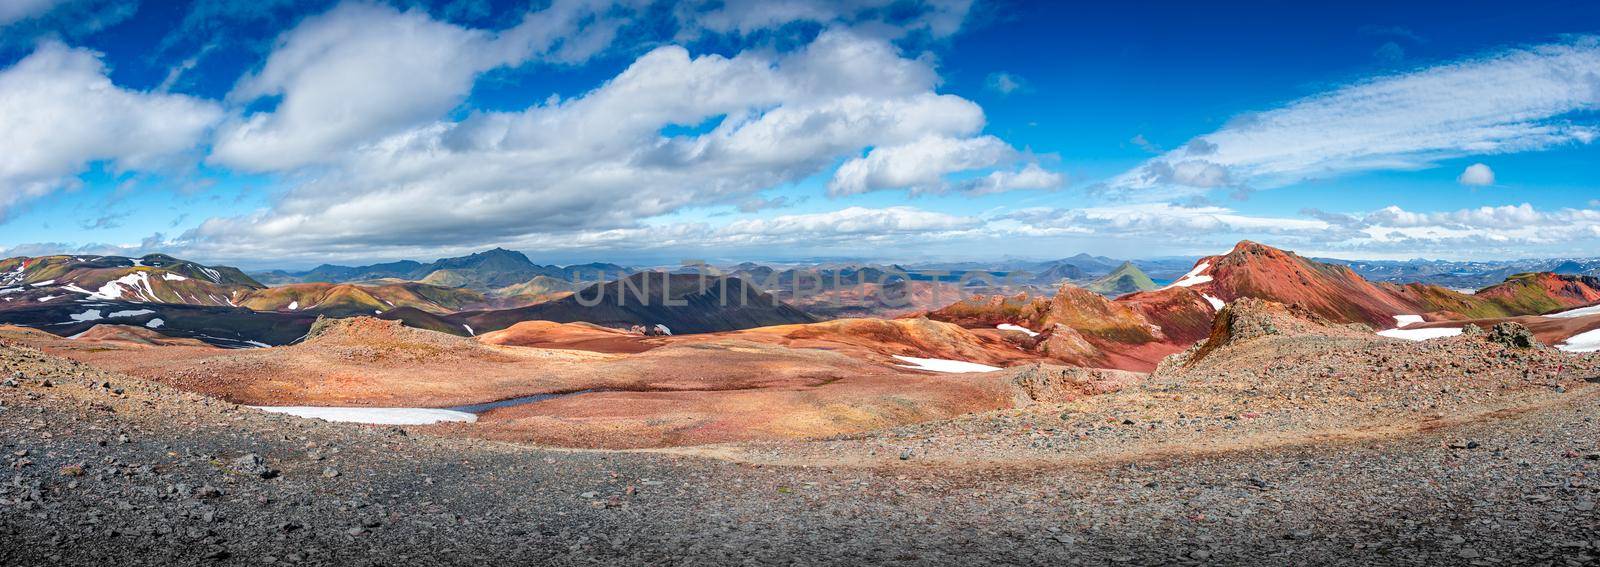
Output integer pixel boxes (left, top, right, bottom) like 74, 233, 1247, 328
5, 242, 1600, 360
252, 248, 634, 290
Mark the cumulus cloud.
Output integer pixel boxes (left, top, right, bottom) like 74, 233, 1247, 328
1457, 162, 1495, 185
830, 135, 1017, 195
1338, 203, 1600, 252
212, 1, 630, 171
0, 42, 223, 220
189, 28, 1019, 254
956, 163, 1064, 195
1110, 37, 1600, 192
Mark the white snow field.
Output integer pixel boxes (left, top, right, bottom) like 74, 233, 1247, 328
891, 355, 1002, 373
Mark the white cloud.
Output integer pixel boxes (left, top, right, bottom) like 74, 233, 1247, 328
1457, 162, 1495, 186
1111, 37, 1600, 192
0, 0, 60, 25
957, 163, 1064, 195
189, 28, 1022, 255
211, 0, 630, 171
829, 135, 1019, 195
0, 42, 222, 220
722, 206, 977, 237
1283, 203, 1600, 258
984, 72, 1028, 94
675, 0, 973, 40
1028, 203, 1331, 234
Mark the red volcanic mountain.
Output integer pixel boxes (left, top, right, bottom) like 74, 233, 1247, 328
1165, 241, 1419, 328
923, 283, 1215, 371
1161, 241, 1600, 328
926, 241, 1600, 371
1471, 272, 1600, 315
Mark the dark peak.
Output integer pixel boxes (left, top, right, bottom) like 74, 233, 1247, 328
474, 247, 527, 260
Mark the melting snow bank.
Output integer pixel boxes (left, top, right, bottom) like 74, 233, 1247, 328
1559, 329, 1600, 353
1165, 262, 1212, 289
996, 323, 1039, 337
1549, 304, 1600, 319
892, 355, 1001, 373
250, 406, 477, 425
1377, 327, 1464, 341
1393, 314, 1425, 327
1202, 294, 1226, 310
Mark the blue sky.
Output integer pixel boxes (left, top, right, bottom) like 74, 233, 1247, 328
1, 0, 1597, 268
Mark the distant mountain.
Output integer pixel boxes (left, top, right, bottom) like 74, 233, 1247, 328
251, 248, 634, 290
1326, 257, 1600, 289
1057, 253, 1123, 274
1471, 272, 1600, 315
1027, 263, 1083, 286
1, 254, 262, 307
236, 282, 487, 317
1083, 262, 1158, 296
453, 272, 817, 335
305, 260, 425, 284
492, 275, 580, 306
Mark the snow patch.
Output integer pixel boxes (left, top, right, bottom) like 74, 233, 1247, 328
996, 323, 1038, 337
1377, 327, 1463, 341
892, 355, 1001, 373
1392, 315, 1425, 327
1548, 304, 1600, 319
463, 324, 475, 336
654, 324, 672, 336
1558, 329, 1600, 353
37, 295, 59, 302
162, 272, 188, 281
109, 309, 155, 318
146, 318, 164, 329
69, 309, 104, 322
1165, 262, 1212, 289
249, 406, 477, 425
32, 279, 54, 286
78, 273, 158, 302
1202, 294, 1226, 310
287, 301, 299, 310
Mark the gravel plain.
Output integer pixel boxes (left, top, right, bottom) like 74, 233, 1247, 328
3, 318, 1599, 566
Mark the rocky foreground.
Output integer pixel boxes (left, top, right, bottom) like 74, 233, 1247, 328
2, 311, 1600, 565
